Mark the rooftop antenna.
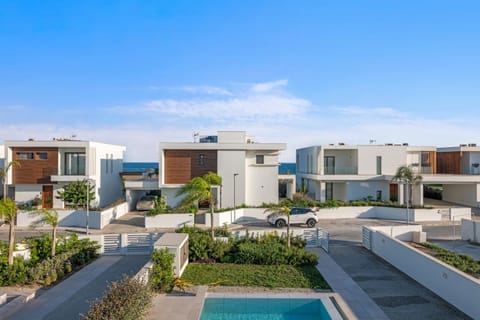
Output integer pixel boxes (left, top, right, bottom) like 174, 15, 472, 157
193, 132, 199, 143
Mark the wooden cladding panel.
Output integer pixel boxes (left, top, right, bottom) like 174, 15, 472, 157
437, 151, 462, 174
12, 147, 59, 184
164, 150, 217, 184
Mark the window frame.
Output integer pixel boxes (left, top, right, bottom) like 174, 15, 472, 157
256, 154, 265, 165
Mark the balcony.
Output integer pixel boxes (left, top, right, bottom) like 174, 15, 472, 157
324, 166, 358, 175
410, 166, 434, 175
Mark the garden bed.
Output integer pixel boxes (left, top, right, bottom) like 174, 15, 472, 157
409, 242, 480, 278
181, 263, 330, 289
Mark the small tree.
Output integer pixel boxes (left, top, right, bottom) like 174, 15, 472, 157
264, 205, 292, 248
0, 198, 17, 265
176, 172, 222, 240
391, 166, 423, 206
56, 179, 95, 209
31, 209, 59, 256
0, 161, 20, 200
150, 248, 175, 292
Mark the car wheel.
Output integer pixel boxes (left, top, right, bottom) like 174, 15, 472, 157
306, 219, 316, 228
275, 219, 286, 228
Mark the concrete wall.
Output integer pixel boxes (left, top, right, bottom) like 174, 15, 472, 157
461, 219, 480, 243
92, 142, 125, 208
218, 150, 246, 208
345, 181, 390, 202
161, 188, 184, 208
145, 213, 194, 228
443, 184, 480, 207
364, 225, 480, 319
245, 150, 280, 206
357, 146, 406, 175
17, 202, 128, 229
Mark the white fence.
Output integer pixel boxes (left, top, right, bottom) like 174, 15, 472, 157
363, 225, 480, 319
461, 219, 480, 244
17, 202, 129, 230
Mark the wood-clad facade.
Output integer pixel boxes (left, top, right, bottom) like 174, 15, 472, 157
12, 147, 58, 184
164, 150, 217, 184
422, 151, 437, 174
437, 151, 462, 174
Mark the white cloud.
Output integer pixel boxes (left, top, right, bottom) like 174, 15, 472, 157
251, 79, 288, 93
333, 106, 407, 119
147, 85, 232, 96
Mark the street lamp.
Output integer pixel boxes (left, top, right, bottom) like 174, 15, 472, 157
233, 173, 239, 222
86, 179, 93, 235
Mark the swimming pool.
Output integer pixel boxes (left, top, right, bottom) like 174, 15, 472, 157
200, 297, 340, 320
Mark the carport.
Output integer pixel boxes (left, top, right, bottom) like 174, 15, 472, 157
121, 172, 160, 211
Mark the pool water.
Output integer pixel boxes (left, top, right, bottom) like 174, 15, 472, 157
200, 298, 332, 320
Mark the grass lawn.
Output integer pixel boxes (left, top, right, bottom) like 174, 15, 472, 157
181, 263, 330, 289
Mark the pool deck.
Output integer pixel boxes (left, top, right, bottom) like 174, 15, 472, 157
147, 286, 208, 320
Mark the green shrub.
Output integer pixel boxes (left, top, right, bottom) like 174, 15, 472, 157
150, 248, 175, 292
81, 275, 152, 320
176, 226, 232, 262
421, 242, 480, 274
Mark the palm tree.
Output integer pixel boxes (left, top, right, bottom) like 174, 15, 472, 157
0, 198, 18, 265
0, 161, 21, 200
264, 205, 292, 248
392, 165, 423, 205
176, 172, 222, 240
31, 209, 59, 256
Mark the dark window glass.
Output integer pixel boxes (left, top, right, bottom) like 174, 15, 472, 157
256, 155, 264, 164
199, 154, 206, 166
17, 152, 34, 160
65, 153, 86, 175
37, 152, 48, 160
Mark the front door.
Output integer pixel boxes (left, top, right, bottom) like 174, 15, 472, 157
42, 185, 53, 208
389, 184, 398, 202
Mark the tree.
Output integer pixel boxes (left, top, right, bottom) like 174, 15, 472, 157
0, 160, 21, 200
176, 172, 222, 240
264, 205, 292, 248
391, 165, 423, 206
0, 198, 18, 265
56, 179, 95, 209
31, 209, 59, 256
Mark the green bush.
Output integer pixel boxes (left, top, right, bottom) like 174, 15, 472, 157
176, 226, 233, 262
150, 248, 175, 292
421, 242, 480, 274
81, 275, 152, 320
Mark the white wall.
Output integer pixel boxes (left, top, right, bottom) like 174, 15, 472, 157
245, 150, 280, 206
218, 150, 246, 208
12, 185, 42, 204
443, 184, 480, 207
345, 181, 389, 201
461, 219, 480, 243
323, 149, 357, 174
145, 213, 194, 228
364, 225, 480, 319
296, 147, 319, 174
357, 146, 406, 175
161, 188, 184, 208
92, 142, 125, 207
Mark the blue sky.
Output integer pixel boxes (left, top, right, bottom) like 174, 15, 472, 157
1, 1, 480, 161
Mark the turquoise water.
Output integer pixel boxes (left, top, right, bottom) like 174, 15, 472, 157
200, 298, 332, 320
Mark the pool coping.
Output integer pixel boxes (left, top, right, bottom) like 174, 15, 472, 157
202, 291, 356, 320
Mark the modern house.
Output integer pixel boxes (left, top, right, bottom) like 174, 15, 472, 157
3, 139, 126, 208
124, 131, 287, 209
296, 143, 436, 205
0, 145, 4, 197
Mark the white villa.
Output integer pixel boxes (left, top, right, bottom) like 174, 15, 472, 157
124, 131, 287, 209
297, 143, 480, 207
3, 139, 126, 208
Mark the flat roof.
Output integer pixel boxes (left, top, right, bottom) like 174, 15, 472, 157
159, 142, 286, 151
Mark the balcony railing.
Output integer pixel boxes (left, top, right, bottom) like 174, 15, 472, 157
411, 166, 434, 174
324, 166, 358, 175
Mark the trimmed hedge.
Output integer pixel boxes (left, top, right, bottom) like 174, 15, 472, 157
81, 275, 152, 320
150, 248, 175, 292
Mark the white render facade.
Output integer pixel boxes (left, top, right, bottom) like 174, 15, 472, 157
4, 140, 126, 208
296, 144, 437, 205
159, 131, 286, 208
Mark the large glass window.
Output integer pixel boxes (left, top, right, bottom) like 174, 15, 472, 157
324, 156, 335, 174
64, 153, 86, 175
325, 182, 333, 201
17, 152, 34, 160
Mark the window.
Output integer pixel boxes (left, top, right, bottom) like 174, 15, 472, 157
256, 155, 264, 164
36, 152, 48, 160
376, 156, 382, 175
65, 153, 86, 175
199, 154, 206, 166
17, 152, 34, 160
376, 190, 382, 201
110, 154, 114, 173
325, 182, 333, 201
324, 156, 335, 174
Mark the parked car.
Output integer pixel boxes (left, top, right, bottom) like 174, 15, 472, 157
136, 195, 156, 211
267, 207, 318, 228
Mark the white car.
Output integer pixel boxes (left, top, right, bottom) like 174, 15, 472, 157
136, 195, 156, 211
267, 207, 318, 228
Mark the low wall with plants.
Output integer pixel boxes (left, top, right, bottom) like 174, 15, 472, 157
363, 225, 480, 319
145, 213, 194, 228
0, 234, 99, 286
